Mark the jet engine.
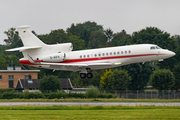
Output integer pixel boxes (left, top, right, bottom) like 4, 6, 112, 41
42, 53, 66, 62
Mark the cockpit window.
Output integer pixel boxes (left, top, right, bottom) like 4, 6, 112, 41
150, 46, 161, 50
150, 46, 156, 50
156, 46, 161, 49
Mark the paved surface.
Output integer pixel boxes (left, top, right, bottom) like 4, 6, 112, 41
0, 102, 180, 106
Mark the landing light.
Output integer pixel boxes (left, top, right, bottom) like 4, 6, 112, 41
159, 59, 164, 62
115, 62, 122, 65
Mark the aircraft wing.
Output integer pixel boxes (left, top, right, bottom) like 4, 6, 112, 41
26, 54, 112, 68
40, 62, 112, 67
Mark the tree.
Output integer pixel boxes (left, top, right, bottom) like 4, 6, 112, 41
88, 31, 107, 48
39, 75, 61, 91
86, 85, 99, 98
68, 35, 86, 50
104, 28, 113, 42
173, 63, 180, 90
109, 69, 131, 90
45, 29, 68, 44
112, 31, 131, 46
67, 21, 104, 48
122, 63, 152, 90
4, 27, 23, 58
150, 69, 175, 90
0, 54, 8, 70
100, 69, 113, 90
4, 28, 21, 47
0, 54, 21, 70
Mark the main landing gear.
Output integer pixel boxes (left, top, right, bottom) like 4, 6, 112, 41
80, 73, 93, 79
80, 68, 93, 79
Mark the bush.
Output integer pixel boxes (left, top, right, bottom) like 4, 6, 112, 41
39, 75, 61, 92
28, 92, 45, 99
86, 86, 99, 98
46, 91, 67, 99
2, 92, 15, 99
0, 88, 14, 93
23, 89, 29, 99
68, 93, 85, 98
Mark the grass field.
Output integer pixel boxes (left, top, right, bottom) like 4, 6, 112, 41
0, 98, 180, 102
0, 106, 179, 120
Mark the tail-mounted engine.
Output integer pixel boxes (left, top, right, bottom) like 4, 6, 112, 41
42, 53, 66, 62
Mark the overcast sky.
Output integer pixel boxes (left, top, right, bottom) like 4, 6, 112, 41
0, 0, 180, 45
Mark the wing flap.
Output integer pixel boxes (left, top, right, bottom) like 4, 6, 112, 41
39, 62, 112, 67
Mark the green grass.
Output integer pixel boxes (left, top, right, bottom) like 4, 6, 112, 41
0, 98, 180, 102
0, 106, 179, 120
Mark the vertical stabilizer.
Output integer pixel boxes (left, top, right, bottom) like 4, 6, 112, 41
17, 25, 45, 47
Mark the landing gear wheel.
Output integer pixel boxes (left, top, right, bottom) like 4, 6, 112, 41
87, 73, 93, 79
152, 67, 155, 71
80, 73, 86, 79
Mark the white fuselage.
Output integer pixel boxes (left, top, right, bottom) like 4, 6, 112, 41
19, 44, 175, 72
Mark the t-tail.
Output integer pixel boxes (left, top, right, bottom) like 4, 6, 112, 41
6, 25, 73, 62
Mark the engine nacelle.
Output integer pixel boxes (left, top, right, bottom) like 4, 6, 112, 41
42, 53, 66, 62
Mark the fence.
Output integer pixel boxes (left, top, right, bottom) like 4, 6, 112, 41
100, 90, 180, 99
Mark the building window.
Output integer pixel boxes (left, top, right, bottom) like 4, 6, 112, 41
0, 75, 2, 80
24, 75, 29, 79
24, 74, 31, 79
8, 75, 14, 81
28, 80, 33, 83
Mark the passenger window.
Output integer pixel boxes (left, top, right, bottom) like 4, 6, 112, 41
121, 51, 123, 54
80, 55, 82, 58
110, 52, 112, 55
106, 53, 108, 56
84, 55, 86, 58
98, 53, 101, 56
94, 54, 97, 57
117, 51, 119, 54
102, 53, 105, 56
114, 52, 116, 55
125, 51, 127, 54
87, 55, 89, 58
129, 50, 131, 53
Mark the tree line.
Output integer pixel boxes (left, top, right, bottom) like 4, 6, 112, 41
0, 21, 180, 90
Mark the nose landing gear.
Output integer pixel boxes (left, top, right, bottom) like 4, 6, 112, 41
150, 61, 155, 71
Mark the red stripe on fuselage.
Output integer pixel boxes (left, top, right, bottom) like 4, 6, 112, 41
19, 54, 164, 65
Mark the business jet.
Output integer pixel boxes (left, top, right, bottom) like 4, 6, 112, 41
6, 25, 175, 79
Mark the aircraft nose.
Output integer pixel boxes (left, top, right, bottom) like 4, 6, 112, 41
168, 50, 176, 57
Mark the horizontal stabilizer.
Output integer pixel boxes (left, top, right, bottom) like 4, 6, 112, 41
6, 46, 42, 51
